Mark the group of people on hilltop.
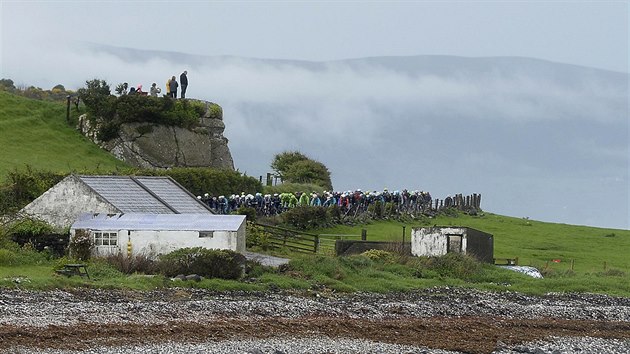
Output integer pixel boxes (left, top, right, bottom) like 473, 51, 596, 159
165, 71, 188, 99
123, 70, 188, 99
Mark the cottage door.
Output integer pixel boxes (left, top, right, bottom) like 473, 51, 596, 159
447, 235, 463, 253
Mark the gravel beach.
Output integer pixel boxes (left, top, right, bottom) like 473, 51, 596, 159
2, 287, 630, 353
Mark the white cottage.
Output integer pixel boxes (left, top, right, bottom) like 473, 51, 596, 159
70, 213, 246, 258
21, 175, 213, 229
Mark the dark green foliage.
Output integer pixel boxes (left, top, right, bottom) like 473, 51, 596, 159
413, 253, 482, 279
282, 206, 330, 230
326, 204, 342, 223
77, 79, 116, 120
0, 166, 65, 213
235, 207, 257, 223
207, 103, 222, 120
98, 253, 158, 275
246, 222, 272, 250
271, 151, 309, 174
4, 218, 68, 256
271, 151, 333, 190
115, 95, 199, 128
0, 78, 16, 91
137, 167, 263, 197
158, 247, 246, 279
283, 159, 332, 190
97, 121, 120, 141
77, 79, 215, 141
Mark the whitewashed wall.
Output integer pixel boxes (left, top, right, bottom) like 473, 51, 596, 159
411, 227, 468, 257
75, 228, 244, 258
22, 176, 118, 229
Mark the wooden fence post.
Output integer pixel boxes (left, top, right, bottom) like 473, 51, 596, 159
361, 229, 367, 241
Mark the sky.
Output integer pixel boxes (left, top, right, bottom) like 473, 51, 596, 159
0, 1, 628, 230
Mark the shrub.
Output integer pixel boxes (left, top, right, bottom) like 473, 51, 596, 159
0, 166, 65, 213
69, 229, 93, 261
207, 103, 222, 120
77, 79, 115, 120
361, 249, 395, 263
415, 253, 481, 279
0, 249, 19, 266
158, 247, 246, 280
97, 252, 158, 275
282, 206, 330, 230
235, 206, 257, 223
138, 167, 263, 197
246, 222, 272, 250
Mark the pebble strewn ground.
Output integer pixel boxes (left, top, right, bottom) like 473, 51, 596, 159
2, 287, 630, 353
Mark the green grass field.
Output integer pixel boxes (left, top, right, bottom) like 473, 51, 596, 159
315, 212, 630, 275
0, 91, 128, 178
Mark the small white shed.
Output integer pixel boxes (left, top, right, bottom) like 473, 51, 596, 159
411, 226, 493, 263
70, 213, 246, 258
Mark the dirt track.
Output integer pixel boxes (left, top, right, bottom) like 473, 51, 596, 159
2, 288, 630, 353
3, 316, 630, 353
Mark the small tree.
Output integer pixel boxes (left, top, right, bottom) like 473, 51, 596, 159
77, 78, 115, 120
271, 151, 333, 190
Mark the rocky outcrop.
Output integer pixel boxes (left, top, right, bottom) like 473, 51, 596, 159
78, 100, 234, 170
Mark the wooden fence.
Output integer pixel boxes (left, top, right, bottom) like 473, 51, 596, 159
254, 223, 320, 254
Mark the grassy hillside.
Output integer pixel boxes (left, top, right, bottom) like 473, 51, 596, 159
0, 91, 128, 178
316, 212, 630, 275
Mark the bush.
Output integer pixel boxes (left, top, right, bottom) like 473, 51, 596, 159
69, 229, 93, 261
158, 247, 246, 279
5, 218, 68, 257
361, 249, 396, 263
207, 103, 222, 119
246, 222, 272, 250
263, 182, 325, 195
0, 166, 65, 213
97, 252, 158, 275
282, 206, 330, 230
235, 206, 256, 223
138, 167, 263, 197
0, 249, 19, 266
414, 253, 481, 280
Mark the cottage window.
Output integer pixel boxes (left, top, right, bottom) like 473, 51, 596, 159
93, 231, 118, 246
199, 231, 214, 238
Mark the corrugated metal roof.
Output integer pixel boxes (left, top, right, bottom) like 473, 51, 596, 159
135, 177, 209, 214
78, 176, 211, 214
72, 213, 245, 231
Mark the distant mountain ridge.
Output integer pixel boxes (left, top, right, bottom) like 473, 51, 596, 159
79, 41, 627, 78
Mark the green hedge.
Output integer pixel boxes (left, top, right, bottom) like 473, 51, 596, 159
137, 167, 263, 197
282, 206, 331, 230
158, 247, 246, 279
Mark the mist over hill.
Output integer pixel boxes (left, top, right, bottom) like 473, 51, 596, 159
5, 42, 628, 229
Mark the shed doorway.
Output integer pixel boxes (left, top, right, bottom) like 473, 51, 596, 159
447, 234, 463, 253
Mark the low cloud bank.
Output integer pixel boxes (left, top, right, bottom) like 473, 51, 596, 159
2, 41, 627, 229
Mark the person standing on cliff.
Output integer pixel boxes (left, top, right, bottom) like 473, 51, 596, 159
180, 71, 188, 99
169, 76, 178, 98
